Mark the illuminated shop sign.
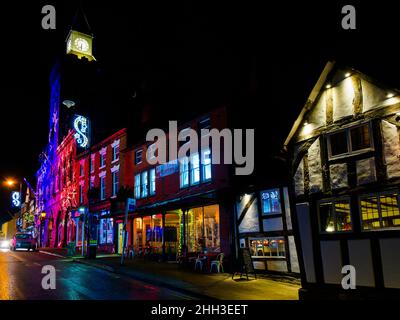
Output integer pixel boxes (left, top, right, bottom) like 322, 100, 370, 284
73, 115, 90, 149
11, 191, 21, 208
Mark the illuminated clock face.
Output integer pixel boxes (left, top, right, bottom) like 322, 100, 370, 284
74, 38, 89, 52
67, 39, 72, 52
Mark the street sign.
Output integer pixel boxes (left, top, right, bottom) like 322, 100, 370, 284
127, 198, 136, 212
156, 160, 179, 178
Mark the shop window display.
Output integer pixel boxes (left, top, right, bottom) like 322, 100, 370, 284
250, 237, 286, 258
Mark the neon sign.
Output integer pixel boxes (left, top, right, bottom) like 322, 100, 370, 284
73, 115, 90, 148
11, 191, 21, 207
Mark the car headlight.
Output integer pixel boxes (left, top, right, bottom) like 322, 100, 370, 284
0, 240, 10, 247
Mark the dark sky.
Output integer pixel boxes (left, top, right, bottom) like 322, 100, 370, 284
1, 1, 400, 218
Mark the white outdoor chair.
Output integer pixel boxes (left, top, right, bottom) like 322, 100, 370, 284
194, 255, 207, 271
210, 253, 224, 273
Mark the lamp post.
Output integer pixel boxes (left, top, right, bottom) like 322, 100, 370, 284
40, 211, 46, 248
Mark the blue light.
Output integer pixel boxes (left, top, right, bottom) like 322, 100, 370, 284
73, 115, 90, 148
11, 191, 21, 208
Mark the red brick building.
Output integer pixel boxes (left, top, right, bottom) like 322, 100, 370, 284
75, 128, 128, 253
115, 106, 234, 262
36, 130, 80, 248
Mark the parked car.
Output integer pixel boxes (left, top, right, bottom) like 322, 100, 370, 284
10, 233, 37, 251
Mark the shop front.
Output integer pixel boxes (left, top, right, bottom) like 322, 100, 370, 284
132, 204, 221, 261
236, 187, 300, 275
98, 210, 114, 253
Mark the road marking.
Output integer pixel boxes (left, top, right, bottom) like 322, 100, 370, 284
38, 250, 65, 259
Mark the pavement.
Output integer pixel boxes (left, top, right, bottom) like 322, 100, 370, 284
39, 248, 301, 300
0, 248, 197, 300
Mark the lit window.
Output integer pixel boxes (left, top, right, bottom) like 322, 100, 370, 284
135, 149, 143, 165
112, 171, 119, 197
100, 176, 106, 200
261, 189, 281, 215
180, 157, 189, 188
201, 149, 212, 181
360, 192, 400, 230
134, 174, 141, 199
319, 199, 352, 233
249, 237, 286, 258
328, 123, 373, 159
190, 153, 200, 185
149, 168, 156, 195
141, 171, 148, 198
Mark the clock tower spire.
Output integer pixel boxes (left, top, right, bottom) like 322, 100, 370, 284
65, 4, 95, 61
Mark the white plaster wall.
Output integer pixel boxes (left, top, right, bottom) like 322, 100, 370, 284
348, 239, 375, 287
308, 91, 326, 129
320, 240, 342, 285
294, 159, 304, 196
308, 138, 323, 193
289, 235, 300, 273
381, 120, 400, 179
329, 163, 348, 189
362, 79, 400, 111
333, 77, 355, 121
296, 203, 316, 283
263, 217, 283, 232
380, 238, 400, 289
356, 157, 377, 185
238, 199, 260, 233
267, 260, 288, 273
283, 187, 292, 230
236, 193, 254, 219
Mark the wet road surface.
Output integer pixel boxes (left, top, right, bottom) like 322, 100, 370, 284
0, 249, 196, 300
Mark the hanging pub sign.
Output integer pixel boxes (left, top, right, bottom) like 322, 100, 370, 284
156, 160, 179, 178
72, 114, 90, 149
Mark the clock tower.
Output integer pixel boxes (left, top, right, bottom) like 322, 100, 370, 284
66, 29, 96, 62
48, 26, 99, 154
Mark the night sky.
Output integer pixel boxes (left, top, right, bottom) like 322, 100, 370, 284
1, 1, 400, 218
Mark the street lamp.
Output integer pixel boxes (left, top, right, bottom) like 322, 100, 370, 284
39, 211, 47, 248
5, 179, 16, 187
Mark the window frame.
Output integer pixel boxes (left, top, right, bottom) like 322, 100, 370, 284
100, 176, 106, 200
179, 157, 190, 188
317, 197, 353, 234
149, 168, 156, 196
359, 190, 400, 231
112, 145, 120, 162
112, 170, 119, 197
135, 149, 143, 165
100, 153, 106, 168
141, 171, 148, 198
201, 148, 212, 183
327, 122, 374, 160
134, 174, 141, 199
